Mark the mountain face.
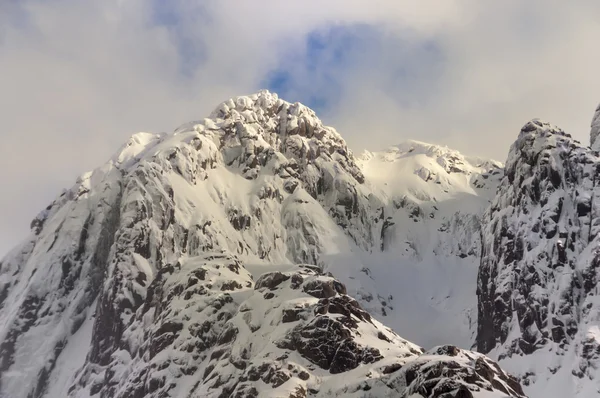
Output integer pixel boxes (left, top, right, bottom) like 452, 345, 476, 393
476, 119, 600, 396
0, 89, 533, 398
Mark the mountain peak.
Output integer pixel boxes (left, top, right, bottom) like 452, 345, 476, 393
519, 118, 568, 138
208, 89, 281, 119
166, 90, 363, 183
0, 91, 527, 398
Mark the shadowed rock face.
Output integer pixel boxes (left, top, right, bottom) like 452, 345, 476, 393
0, 91, 524, 398
477, 119, 600, 391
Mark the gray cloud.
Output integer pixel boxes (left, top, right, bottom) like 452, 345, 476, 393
1, 0, 599, 256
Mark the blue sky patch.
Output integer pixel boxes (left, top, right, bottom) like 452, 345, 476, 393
263, 24, 378, 113
263, 23, 444, 113
148, 0, 210, 78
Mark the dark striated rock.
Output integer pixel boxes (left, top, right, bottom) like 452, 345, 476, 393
302, 278, 346, 299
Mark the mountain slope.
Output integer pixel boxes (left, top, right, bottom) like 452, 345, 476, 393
352, 140, 502, 349
0, 90, 519, 398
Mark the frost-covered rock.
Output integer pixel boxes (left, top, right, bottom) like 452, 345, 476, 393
477, 118, 600, 396
389, 345, 525, 398
70, 262, 527, 398
70, 253, 253, 398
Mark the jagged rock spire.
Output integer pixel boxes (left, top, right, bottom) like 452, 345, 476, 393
590, 103, 600, 150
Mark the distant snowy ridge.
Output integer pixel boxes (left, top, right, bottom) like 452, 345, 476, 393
0, 90, 520, 398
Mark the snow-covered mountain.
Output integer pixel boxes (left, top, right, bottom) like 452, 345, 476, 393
352, 141, 502, 350
477, 119, 600, 397
0, 89, 570, 398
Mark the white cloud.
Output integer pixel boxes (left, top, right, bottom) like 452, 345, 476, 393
1, 0, 600, 255
314, 1, 600, 159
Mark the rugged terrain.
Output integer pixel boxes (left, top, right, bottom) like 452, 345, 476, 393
3, 89, 597, 397
476, 119, 600, 396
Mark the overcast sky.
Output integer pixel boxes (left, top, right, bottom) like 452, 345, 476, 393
2, 0, 600, 256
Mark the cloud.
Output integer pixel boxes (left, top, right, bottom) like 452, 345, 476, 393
261, 1, 600, 159
1, 0, 600, 255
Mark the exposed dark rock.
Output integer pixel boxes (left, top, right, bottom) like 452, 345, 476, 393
302, 278, 346, 299
255, 272, 290, 290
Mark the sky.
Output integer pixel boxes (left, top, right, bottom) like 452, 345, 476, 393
2, 0, 600, 256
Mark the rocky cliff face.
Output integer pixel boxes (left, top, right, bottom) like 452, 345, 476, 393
477, 119, 600, 396
0, 90, 521, 398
